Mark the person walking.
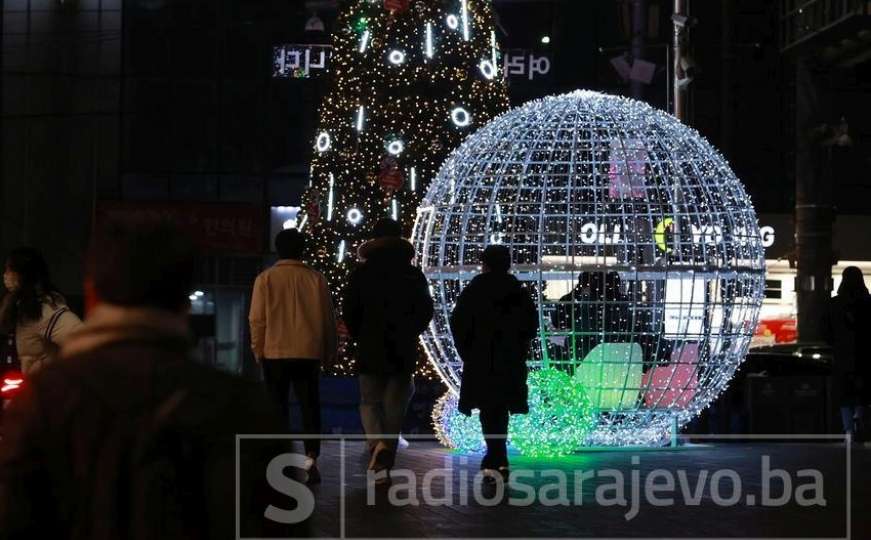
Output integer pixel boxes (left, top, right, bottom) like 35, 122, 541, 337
450, 246, 538, 480
0, 221, 291, 539
249, 228, 337, 484
343, 219, 433, 482
824, 266, 871, 442
1, 247, 83, 376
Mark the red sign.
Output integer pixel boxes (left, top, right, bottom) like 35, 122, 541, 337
755, 318, 798, 345
96, 201, 264, 255
384, 0, 410, 13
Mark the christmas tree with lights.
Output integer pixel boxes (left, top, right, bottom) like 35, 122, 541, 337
301, 0, 510, 374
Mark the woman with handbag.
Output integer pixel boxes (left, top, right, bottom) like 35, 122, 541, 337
1, 248, 83, 375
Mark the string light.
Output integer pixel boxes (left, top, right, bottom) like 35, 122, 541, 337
479, 59, 496, 80
425, 23, 434, 59
388, 49, 406, 65
451, 107, 472, 127
433, 369, 597, 457
337, 240, 346, 262
415, 90, 766, 447
315, 132, 331, 152
356, 106, 365, 132
298, 214, 309, 232
347, 207, 363, 226
326, 173, 335, 222
302, 0, 510, 376
490, 31, 497, 67
391, 198, 399, 220
461, 0, 470, 41
386, 139, 405, 156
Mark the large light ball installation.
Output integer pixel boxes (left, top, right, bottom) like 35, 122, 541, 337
413, 91, 765, 448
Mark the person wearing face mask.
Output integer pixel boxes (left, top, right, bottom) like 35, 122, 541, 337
0, 248, 83, 375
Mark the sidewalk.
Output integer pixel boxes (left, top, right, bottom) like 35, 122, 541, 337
291, 440, 868, 539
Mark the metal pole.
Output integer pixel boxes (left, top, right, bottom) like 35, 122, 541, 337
673, 0, 685, 121
795, 58, 834, 342
631, 0, 647, 100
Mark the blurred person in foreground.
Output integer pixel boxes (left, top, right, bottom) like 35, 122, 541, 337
249, 228, 337, 484
343, 218, 433, 484
824, 266, 871, 442
1, 247, 83, 375
450, 245, 538, 481
0, 221, 296, 540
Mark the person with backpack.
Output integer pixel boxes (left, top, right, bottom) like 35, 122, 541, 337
450, 246, 538, 481
1, 247, 83, 375
343, 219, 433, 483
0, 221, 292, 539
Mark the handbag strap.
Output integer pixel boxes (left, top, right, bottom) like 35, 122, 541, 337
44, 307, 69, 342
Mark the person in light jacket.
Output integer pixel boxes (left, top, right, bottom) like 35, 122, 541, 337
1, 247, 83, 375
343, 219, 434, 482
249, 229, 337, 484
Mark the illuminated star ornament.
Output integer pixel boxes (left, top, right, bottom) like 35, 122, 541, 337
414, 90, 766, 449
301, 0, 510, 375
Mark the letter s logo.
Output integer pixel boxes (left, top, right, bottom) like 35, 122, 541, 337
264, 453, 316, 524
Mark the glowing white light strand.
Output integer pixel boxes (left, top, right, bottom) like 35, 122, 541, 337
359, 30, 370, 53
347, 208, 363, 226
491, 31, 497, 67
461, 0, 470, 41
451, 107, 472, 127
387, 140, 405, 156
298, 214, 308, 232
391, 199, 399, 220
326, 174, 335, 222
479, 60, 496, 80
410, 167, 417, 191
412, 90, 766, 448
337, 240, 346, 263
388, 49, 406, 65
356, 106, 365, 132
425, 23, 434, 59
315, 132, 331, 152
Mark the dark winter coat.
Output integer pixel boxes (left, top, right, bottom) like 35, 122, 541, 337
824, 293, 871, 403
550, 287, 631, 362
343, 237, 434, 375
450, 272, 538, 416
0, 305, 293, 540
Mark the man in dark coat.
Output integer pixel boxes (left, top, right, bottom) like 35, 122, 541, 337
0, 221, 296, 540
450, 246, 538, 477
550, 271, 631, 365
824, 266, 871, 441
343, 218, 434, 479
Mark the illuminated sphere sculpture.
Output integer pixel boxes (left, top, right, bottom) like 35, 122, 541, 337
413, 91, 765, 447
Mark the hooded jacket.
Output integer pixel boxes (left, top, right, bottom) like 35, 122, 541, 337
450, 272, 538, 415
0, 305, 288, 539
343, 237, 434, 375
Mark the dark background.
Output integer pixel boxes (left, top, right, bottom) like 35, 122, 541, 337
2, 0, 870, 296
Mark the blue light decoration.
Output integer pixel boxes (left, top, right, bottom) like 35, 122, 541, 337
415, 91, 766, 449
